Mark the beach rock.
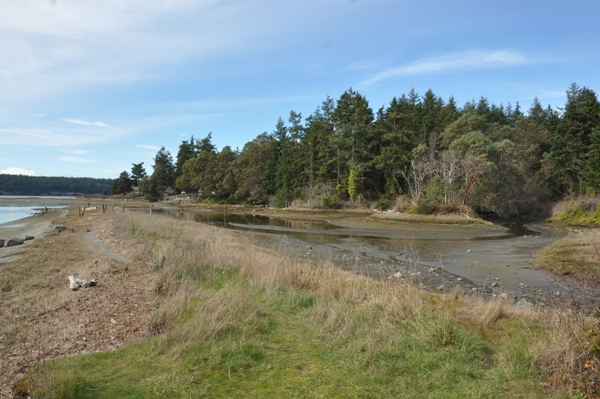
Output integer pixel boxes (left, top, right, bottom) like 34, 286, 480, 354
24, 235, 34, 241
0, 239, 4, 248
54, 225, 66, 233
6, 238, 25, 247
515, 298, 535, 310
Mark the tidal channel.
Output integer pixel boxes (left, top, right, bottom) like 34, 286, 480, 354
156, 208, 579, 307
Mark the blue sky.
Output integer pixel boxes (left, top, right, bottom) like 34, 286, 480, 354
0, 0, 598, 179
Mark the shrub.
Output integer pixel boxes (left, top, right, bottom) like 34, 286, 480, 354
415, 199, 439, 215
393, 196, 411, 213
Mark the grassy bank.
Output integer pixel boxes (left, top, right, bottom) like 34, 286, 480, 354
22, 212, 599, 398
550, 198, 600, 226
532, 228, 600, 278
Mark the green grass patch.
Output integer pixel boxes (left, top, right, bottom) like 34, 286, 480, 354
36, 276, 564, 398
24, 213, 575, 398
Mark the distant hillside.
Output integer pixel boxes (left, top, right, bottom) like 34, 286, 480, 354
0, 174, 114, 196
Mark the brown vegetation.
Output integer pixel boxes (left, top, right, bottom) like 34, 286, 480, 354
533, 228, 600, 278
0, 207, 159, 397
2, 206, 600, 396
130, 211, 599, 395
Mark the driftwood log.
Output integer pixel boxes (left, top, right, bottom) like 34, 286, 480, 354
68, 275, 98, 290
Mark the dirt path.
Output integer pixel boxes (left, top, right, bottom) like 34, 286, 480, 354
0, 208, 158, 398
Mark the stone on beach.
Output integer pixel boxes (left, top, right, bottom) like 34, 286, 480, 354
515, 298, 535, 310
6, 238, 25, 247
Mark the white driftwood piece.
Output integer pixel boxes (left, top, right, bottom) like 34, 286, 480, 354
68, 275, 80, 290
68, 275, 97, 290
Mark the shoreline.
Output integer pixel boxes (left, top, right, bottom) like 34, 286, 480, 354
0, 208, 68, 267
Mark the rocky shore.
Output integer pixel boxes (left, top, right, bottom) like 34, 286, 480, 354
0, 208, 68, 268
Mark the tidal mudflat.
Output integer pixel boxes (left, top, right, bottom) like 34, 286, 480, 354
155, 207, 577, 306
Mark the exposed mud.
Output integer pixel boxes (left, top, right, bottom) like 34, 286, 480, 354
152, 207, 585, 308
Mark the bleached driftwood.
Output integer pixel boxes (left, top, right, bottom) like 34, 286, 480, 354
68, 275, 98, 290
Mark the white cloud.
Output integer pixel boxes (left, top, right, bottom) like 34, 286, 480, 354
62, 119, 114, 129
0, 167, 37, 176
58, 149, 89, 155
361, 49, 527, 85
347, 60, 379, 70
529, 91, 565, 100
136, 144, 161, 151
0, 0, 289, 104
58, 156, 94, 163
0, 127, 126, 147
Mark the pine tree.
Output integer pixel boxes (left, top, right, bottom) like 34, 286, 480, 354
112, 171, 133, 195
546, 84, 600, 197
586, 128, 600, 189
150, 147, 176, 199
130, 162, 146, 186
175, 136, 196, 183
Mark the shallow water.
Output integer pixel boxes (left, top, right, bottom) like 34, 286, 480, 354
157, 208, 577, 306
0, 206, 44, 226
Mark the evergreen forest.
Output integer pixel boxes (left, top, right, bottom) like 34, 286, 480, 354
0, 174, 113, 196
126, 83, 600, 216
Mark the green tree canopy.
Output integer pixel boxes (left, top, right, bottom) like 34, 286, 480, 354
112, 171, 133, 195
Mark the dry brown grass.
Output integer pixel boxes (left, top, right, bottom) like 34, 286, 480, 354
6, 207, 599, 396
533, 229, 600, 277
129, 211, 599, 394
0, 207, 159, 396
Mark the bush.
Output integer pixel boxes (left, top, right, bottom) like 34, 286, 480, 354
375, 200, 391, 211
415, 199, 439, 215
393, 196, 411, 213
438, 203, 460, 214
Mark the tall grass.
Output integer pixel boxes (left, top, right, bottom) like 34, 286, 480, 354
35, 211, 599, 398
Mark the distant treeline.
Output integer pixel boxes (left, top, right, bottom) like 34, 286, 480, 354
123, 83, 600, 216
0, 174, 114, 196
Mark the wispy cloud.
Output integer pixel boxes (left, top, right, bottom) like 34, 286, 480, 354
347, 60, 379, 70
361, 49, 527, 85
136, 144, 161, 151
58, 149, 89, 155
528, 91, 565, 100
58, 156, 94, 163
0, 167, 37, 176
0, 127, 126, 147
62, 119, 114, 129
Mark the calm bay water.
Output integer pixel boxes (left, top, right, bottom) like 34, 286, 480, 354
0, 196, 72, 226
0, 206, 44, 226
